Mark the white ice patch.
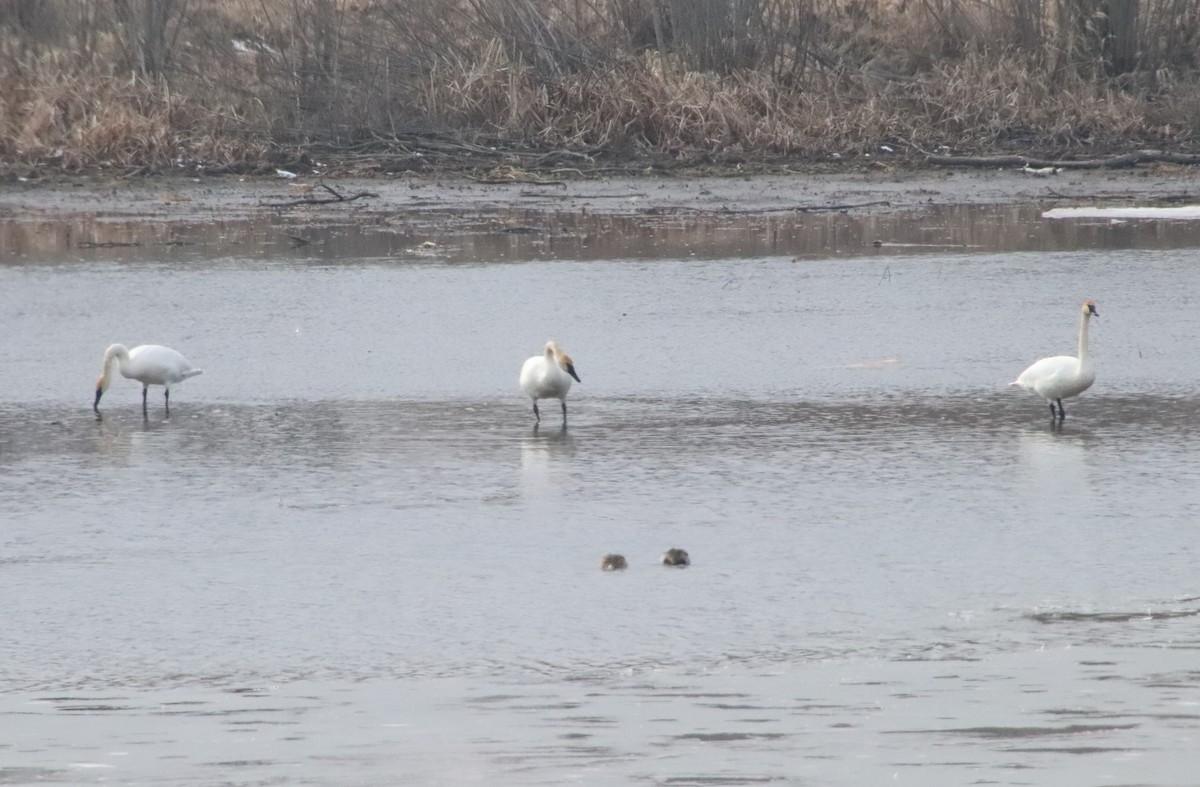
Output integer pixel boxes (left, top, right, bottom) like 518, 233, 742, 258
1042, 205, 1200, 220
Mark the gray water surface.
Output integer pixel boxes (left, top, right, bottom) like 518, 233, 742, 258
1, 203, 1198, 786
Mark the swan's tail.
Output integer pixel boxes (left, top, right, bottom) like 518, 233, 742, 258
182, 368, 203, 380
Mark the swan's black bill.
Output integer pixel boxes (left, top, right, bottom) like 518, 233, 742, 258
93, 389, 103, 413
566, 364, 581, 383
1088, 303, 1099, 317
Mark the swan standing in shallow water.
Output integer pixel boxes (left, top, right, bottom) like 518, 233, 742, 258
94, 343, 202, 416
519, 341, 581, 423
1011, 300, 1098, 420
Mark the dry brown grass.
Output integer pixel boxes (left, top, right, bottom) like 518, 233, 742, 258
2, 0, 1200, 175
421, 47, 1165, 157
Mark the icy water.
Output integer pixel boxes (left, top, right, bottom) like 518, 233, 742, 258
1, 200, 1199, 786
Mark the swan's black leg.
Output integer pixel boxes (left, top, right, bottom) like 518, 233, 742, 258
561, 400, 568, 421
164, 388, 170, 417
532, 401, 540, 422
142, 385, 149, 417
1048, 402, 1056, 418
1056, 398, 1066, 420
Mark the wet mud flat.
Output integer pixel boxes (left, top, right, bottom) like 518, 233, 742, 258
6, 167, 1200, 275
2, 165, 1199, 226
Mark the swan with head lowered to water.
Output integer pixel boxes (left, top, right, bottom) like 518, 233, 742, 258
93, 343, 203, 416
519, 341, 581, 423
1010, 300, 1098, 420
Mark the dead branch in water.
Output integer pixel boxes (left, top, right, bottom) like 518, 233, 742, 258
1041, 189, 1198, 202
262, 183, 380, 208
926, 151, 1200, 169
646, 200, 893, 216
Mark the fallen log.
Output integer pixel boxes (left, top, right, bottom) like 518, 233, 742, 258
926, 150, 1200, 169
262, 183, 379, 208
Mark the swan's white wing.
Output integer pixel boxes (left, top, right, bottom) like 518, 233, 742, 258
1015, 355, 1090, 398
519, 354, 571, 399
127, 345, 198, 385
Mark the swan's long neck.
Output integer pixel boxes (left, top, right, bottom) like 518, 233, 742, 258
1077, 310, 1092, 367
99, 344, 130, 391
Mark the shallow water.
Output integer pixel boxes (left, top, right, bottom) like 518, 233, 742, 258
1, 201, 1199, 785
9, 201, 1200, 268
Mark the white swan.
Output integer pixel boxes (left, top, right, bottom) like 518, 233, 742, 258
94, 343, 203, 416
519, 341, 581, 423
1011, 300, 1098, 420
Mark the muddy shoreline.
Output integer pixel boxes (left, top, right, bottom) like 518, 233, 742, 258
0, 166, 1197, 225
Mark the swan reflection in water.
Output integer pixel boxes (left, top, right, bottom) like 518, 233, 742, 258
1016, 425, 1095, 511
532, 421, 570, 438
523, 422, 575, 452
520, 422, 577, 499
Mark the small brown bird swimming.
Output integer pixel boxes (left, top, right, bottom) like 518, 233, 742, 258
661, 548, 690, 567
600, 554, 628, 571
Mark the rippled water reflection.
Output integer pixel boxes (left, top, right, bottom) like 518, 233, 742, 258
8, 200, 1200, 268
1, 198, 1199, 785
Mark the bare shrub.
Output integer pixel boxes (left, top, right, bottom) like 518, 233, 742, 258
111, 0, 190, 76
4, 0, 1200, 173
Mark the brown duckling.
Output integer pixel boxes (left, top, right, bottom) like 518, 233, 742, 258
600, 554, 628, 571
661, 548, 690, 567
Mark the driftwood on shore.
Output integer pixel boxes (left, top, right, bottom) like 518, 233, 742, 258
643, 200, 894, 216
926, 150, 1200, 169
261, 183, 379, 208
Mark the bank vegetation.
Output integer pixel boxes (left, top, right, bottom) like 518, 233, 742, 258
3, 0, 1200, 175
